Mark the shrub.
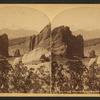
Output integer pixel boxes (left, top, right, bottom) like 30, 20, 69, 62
0, 59, 50, 93
40, 54, 50, 62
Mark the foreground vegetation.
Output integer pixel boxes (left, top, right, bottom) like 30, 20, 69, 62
51, 59, 100, 93
1, 56, 100, 93
0, 59, 50, 93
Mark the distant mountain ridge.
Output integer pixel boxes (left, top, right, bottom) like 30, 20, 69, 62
73, 29, 100, 40
9, 24, 51, 56
8, 28, 100, 48
84, 37, 100, 47
9, 37, 27, 46
0, 28, 38, 39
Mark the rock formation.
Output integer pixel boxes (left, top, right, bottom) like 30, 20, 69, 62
25, 24, 84, 58
25, 24, 51, 51
52, 26, 84, 58
25, 35, 35, 51
14, 49, 21, 57
35, 24, 51, 50
89, 50, 96, 58
22, 47, 51, 64
0, 34, 9, 57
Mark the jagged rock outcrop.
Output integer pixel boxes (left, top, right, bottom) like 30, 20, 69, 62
52, 26, 84, 58
22, 47, 51, 64
76, 35, 84, 57
25, 35, 36, 51
0, 34, 9, 57
35, 24, 51, 50
89, 50, 96, 58
14, 49, 21, 57
25, 24, 51, 51
25, 25, 84, 58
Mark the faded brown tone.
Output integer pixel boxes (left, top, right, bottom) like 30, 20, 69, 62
0, 34, 9, 57
0, 4, 100, 97
52, 26, 84, 58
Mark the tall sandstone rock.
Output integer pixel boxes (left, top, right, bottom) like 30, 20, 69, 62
0, 34, 9, 57
25, 35, 36, 51
35, 24, 51, 50
25, 24, 51, 51
52, 26, 84, 58
25, 25, 84, 58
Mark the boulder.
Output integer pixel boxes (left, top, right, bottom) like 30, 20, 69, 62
52, 26, 84, 58
14, 49, 21, 57
89, 50, 96, 58
88, 58, 97, 68
13, 57, 22, 66
40, 54, 50, 62
22, 47, 51, 64
0, 34, 9, 57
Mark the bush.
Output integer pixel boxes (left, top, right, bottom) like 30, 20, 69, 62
51, 60, 88, 93
0, 59, 50, 93
51, 59, 100, 93
40, 54, 50, 62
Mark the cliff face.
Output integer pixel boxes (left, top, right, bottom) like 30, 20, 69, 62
25, 25, 84, 58
25, 35, 36, 51
35, 24, 51, 50
0, 34, 9, 57
52, 26, 84, 58
25, 24, 51, 51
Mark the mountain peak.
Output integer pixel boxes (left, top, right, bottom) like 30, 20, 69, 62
0, 29, 39, 39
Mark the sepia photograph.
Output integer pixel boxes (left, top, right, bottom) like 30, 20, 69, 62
0, 6, 51, 93
0, 4, 100, 96
51, 6, 100, 94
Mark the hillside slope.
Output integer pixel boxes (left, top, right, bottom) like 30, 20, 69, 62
0, 28, 38, 39
9, 37, 27, 46
9, 24, 51, 56
73, 29, 100, 40
84, 38, 100, 47
84, 38, 100, 57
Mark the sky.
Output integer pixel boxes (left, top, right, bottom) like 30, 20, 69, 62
0, 6, 50, 32
0, 4, 100, 39
52, 7, 100, 31
0, 4, 100, 30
